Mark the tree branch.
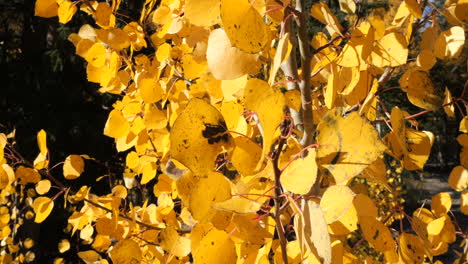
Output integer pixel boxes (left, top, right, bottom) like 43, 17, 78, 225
294, 1, 314, 147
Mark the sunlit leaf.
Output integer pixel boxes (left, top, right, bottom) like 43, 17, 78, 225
63, 155, 85, 180
109, 239, 142, 264
316, 108, 386, 184
193, 228, 237, 263
360, 216, 395, 252
281, 149, 318, 195
244, 79, 286, 167
32, 197, 54, 223
207, 28, 259, 80
170, 98, 231, 174
320, 185, 355, 224
220, 0, 268, 53
448, 165, 467, 191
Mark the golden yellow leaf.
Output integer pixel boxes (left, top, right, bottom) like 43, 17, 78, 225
295, 200, 332, 264
398, 233, 425, 264
230, 213, 273, 245
353, 194, 378, 218
370, 32, 408, 67
220, 0, 268, 53
16, 166, 41, 185
405, 0, 422, 18
57, 1, 77, 24
269, 33, 293, 84
320, 185, 355, 224
103, 109, 130, 139
448, 165, 467, 191
193, 228, 237, 263
431, 192, 452, 217
35, 179, 51, 195
338, 0, 356, 13
58, 239, 70, 253
35, 0, 58, 18
244, 78, 286, 166
213, 196, 262, 214
231, 136, 262, 176
63, 155, 85, 180
0, 164, 15, 189
189, 171, 231, 223
80, 224, 94, 240
159, 227, 191, 257
285, 89, 301, 112
185, 0, 220, 27
328, 199, 359, 235
360, 216, 395, 252
316, 108, 386, 184
32, 196, 54, 223
325, 63, 338, 109
109, 239, 142, 264
443, 88, 456, 118
399, 69, 443, 110
336, 22, 374, 67
434, 26, 465, 59
461, 190, 468, 215
84, 43, 106, 68
460, 116, 468, 133
207, 28, 259, 80
95, 2, 115, 29
281, 149, 318, 195
311, 2, 344, 36
77, 250, 102, 264
182, 54, 207, 80
416, 49, 436, 71
170, 98, 231, 174
359, 159, 390, 191
139, 78, 163, 104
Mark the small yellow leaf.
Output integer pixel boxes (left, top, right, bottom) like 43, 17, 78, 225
185, 0, 220, 27
338, 0, 356, 14
311, 2, 344, 36
213, 196, 262, 214
443, 87, 456, 118
434, 26, 465, 59
285, 89, 301, 112
85, 43, 107, 68
58, 239, 70, 253
399, 69, 443, 110
295, 200, 332, 264
103, 109, 130, 139
95, 2, 115, 28
448, 165, 467, 191
353, 194, 378, 218
63, 155, 85, 180
316, 108, 386, 184
159, 227, 191, 257
231, 136, 262, 176
281, 149, 318, 195
207, 28, 259, 80
221, 0, 268, 53
371, 32, 408, 67
189, 171, 231, 223
139, 78, 163, 104
416, 49, 436, 71
16, 166, 41, 185
360, 216, 395, 252
0, 164, 15, 189
193, 228, 237, 263
244, 79, 286, 167
404, 0, 422, 18
35, 0, 58, 18
431, 192, 452, 217
269, 33, 293, 85
109, 239, 142, 264
320, 185, 355, 224
78, 250, 102, 264
57, 1, 77, 24
37, 129, 47, 156
32, 197, 54, 223
170, 98, 231, 175
460, 190, 468, 215
398, 233, 425, 264
35, 179, 51, 195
